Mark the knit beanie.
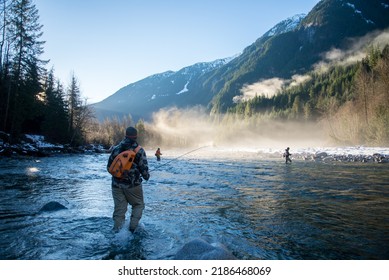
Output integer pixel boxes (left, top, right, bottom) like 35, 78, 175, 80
125, 126, 137, 139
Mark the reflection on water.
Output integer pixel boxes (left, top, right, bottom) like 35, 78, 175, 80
0, 152, 388, 260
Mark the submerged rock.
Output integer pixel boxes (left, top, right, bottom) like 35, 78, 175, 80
314, 152, 328, 160
39, 201, 67, 212
174, 238, 237, 260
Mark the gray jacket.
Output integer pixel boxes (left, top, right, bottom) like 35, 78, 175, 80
107, 138, 150, 187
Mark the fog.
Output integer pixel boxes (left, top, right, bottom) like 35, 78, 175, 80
237, 29, 389, 102
235, 74, 312, 103
315, 29, 389, 72
147, 107, 328, 151
236, 78, 285, 102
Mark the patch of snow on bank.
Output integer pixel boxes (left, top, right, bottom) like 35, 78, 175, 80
25, 134, 60, 148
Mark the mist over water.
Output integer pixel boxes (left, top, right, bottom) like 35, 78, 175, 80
1, 147, 388, 260
148, 107, 329, 150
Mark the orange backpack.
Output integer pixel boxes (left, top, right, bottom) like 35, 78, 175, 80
108, 146, 141, 179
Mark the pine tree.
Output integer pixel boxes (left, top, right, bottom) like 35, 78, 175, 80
0, 0, 12, 132
67, 73, 94, 146
42, 69, 69, 143
67, 73, 82, 145
2, 0, 45, 136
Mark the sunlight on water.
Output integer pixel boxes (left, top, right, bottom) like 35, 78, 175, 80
27, 167, 39, 173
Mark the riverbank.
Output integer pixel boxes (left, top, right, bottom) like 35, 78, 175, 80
1, 132, 388, 163
168, 145, 389, 164
0, 133, 108, 157
259, 146, 389, 163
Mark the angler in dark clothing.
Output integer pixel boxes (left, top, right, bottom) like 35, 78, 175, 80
107, 127, 150, 233
155, 148, 162, 161
284, 147, 292, 164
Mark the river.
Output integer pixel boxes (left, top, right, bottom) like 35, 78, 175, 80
0, 148, 388, 260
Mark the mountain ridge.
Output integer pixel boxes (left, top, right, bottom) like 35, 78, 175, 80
92, 55, 238, 121
92, 0, 389, 121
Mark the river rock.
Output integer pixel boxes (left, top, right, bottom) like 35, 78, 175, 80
314, 152, 328, 160
39, 201, 68, 212
174, 238, 237, 260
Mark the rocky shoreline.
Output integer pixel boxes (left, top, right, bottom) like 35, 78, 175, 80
1, 132, 388, 163
252, 148, 389, 163
297, 151, 389, 163
0, 132, 108, 157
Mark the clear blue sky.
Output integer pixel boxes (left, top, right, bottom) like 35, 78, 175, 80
34, 0, 320, 103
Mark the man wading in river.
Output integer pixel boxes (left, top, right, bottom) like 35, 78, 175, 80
107, 126, 150, 233
284, 147, 292, 164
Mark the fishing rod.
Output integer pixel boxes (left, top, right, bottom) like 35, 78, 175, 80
149, 145, 210, 172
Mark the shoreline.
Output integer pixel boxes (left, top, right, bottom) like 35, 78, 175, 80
153, 145, 389, 163
1, 133, 388, 163
0, 133, 108, 157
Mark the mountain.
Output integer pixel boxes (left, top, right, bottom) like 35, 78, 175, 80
92, 56, 237, 121
207, 0, 389, 112
263, 14, 306, 38
92, 0, 389, 121
91, 14, 306, 121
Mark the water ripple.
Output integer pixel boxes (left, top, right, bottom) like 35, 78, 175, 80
1, 155, 388, 259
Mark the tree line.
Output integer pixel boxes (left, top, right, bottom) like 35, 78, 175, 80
0, 0, 93, 146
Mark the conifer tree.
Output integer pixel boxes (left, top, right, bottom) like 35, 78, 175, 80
0, 0, 12, 132
2, 0, 45, 136
67, 73, 94, 146
67, 73, 82, 145
42, 69, 69, 143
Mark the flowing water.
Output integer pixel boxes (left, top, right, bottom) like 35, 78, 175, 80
0, 149, 388, 260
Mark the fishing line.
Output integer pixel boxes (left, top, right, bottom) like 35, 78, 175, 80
149, 145, 210, 172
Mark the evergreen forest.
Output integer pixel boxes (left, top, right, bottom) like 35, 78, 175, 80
0, 0, 92, 146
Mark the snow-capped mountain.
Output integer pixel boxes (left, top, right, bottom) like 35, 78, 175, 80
263, 14, 306, 38
92, 0, 389, 121
91, 56, 238, 121
90, 12, 303, 122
